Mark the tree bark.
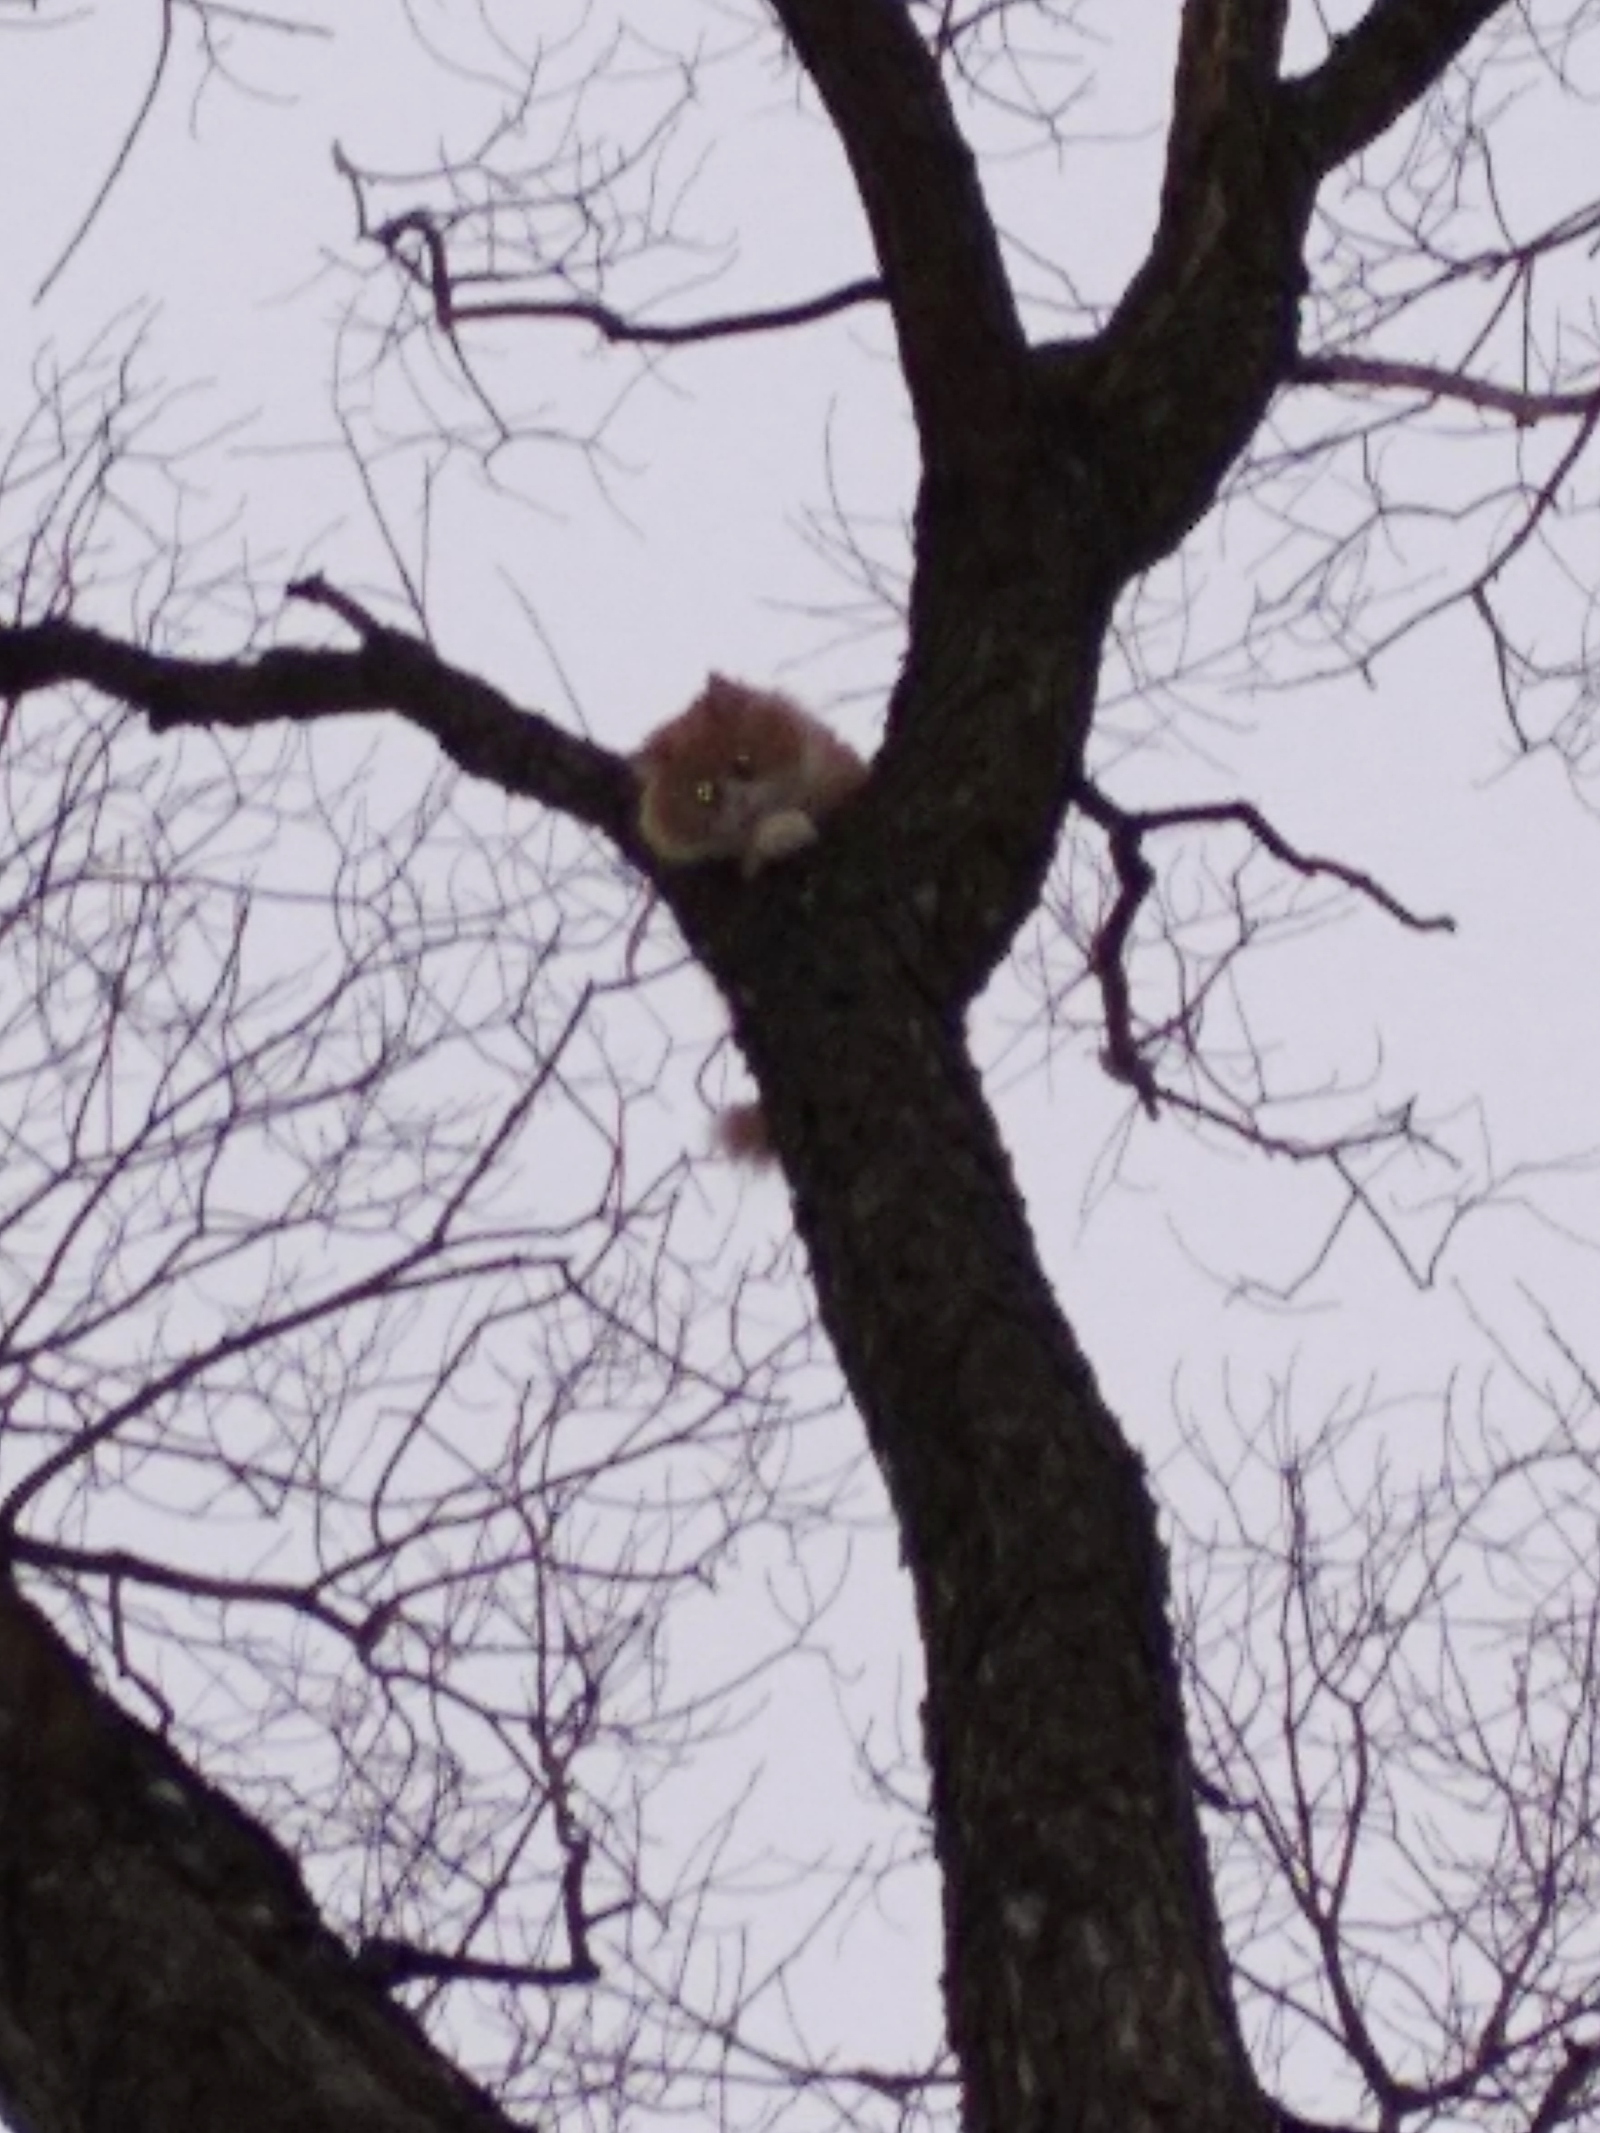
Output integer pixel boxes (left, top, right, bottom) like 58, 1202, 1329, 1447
0, 4, 1522, 2130
0, 1587, 516, 2133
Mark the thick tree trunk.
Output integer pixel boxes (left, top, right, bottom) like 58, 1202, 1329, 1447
0, 1588, 515, 2133
670, 591, 1268, 2133
749, 971, 1263, 2133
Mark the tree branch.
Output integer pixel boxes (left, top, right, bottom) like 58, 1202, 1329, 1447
766, 0, 1026, 456
0, 1581, 517, 2133
436, 280, 885, 347
1529, 2040, 1600, 2133
1048, 0, 1515, 578
1286, 0, 1509, 173
1072, 774, 1454, 1118
0, 586, 635, 853
371, 206, 885, 347
1160, 0, 1291, 226
1293, 351, 1600, 425
1059, 1, 1312, 576
1124, 794, 1456, 935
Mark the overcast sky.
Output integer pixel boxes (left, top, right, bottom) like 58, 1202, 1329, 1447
4, 4, 1600, 2124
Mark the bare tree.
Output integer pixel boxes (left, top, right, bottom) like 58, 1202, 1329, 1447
3, 6, 1600, 2133
1172, 1366, 1600, 2133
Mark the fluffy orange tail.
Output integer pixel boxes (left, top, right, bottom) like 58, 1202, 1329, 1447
715, 1102, 774, 1165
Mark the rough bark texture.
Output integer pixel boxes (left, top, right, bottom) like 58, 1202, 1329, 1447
707, 877, 1250, 2133
0, 4, 1515, 2131
616, 9, 1515, 2127
0, 1588, 516, 2133
663, 607, 1253, 2133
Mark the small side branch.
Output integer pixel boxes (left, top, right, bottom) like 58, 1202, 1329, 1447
364, 202, 884, 347
355, 1802, 603, 1993
35, 3, 175, 302
1071, 775, 1454, 1116
1293, 352, 1600, 427
1119, 794, 1455, 937
355, 1941, 601, 1991
1074, 779, 1160, 1115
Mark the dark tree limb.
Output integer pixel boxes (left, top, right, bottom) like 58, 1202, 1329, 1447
1286, 0, 1510, 172
1159, 0, 1292, 228
426, 277, 885, 348
1052, 13, 1315, 576
766, 0, 1027, 459
0, 591, 636, 854
368, 203, 885, 347
1050, 0, 1507, 579
0, 1581, 518, 2133
1529, 2040, 1600, 2133
1072, 774, 1453, 1120
1293, 352, 1600, 424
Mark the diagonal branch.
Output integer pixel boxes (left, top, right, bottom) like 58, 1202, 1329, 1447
0, 582, 634, 851
0, 1580, 520, 2133
1293, 352, 1600, 425
1529, 2041, 1600, 2133
1286, 0, 1509, 174
1073, 773, 1454, 1117
1055, 0, 1514, 578
766, 0, 1026, 457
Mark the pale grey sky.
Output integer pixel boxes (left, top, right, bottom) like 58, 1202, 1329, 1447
3, 5, 1600, 2125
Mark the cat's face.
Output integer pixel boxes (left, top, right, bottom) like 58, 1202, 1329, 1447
634, 690, 805, 863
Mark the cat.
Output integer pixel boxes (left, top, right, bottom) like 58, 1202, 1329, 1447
633, 674, 868, 1160
633, 673, 867, 876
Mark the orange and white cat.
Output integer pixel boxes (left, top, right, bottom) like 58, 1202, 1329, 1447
633, 675, 868, 1161
633, 674, 867, 876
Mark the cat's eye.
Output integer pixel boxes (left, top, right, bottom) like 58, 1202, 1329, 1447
694, 778, 719, 808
